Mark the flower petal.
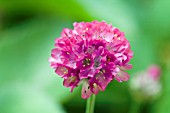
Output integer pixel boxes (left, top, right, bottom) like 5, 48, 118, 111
63, 76, 77, 87
55, 66, 68, 77
120, 64, 132, 70
114, 71, 130, 82
81, 81, 92, 99
97, 74, 108, 91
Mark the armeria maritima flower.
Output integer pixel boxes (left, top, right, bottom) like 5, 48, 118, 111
130, 65, 161, 98
49, 21, 133, 99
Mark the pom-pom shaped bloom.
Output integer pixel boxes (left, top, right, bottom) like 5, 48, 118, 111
49, 21, 133, 99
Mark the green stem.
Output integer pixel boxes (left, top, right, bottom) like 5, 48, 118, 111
85, 94, 96, 113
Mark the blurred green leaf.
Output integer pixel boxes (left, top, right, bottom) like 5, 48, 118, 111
0, 84, 66, 113
152, 64, 170, 113
0, 0, 93, 21
0, 17, 76, 113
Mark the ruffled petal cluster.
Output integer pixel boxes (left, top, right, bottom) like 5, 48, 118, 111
49, 21, 133, 99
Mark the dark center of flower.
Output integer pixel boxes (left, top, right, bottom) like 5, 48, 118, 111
100, 69, 106, 73
106, 56, 111, 62
83, 58, 91, 67
94, 61, 100, 67
94, 56, 101, 67
68, 76, 77, 83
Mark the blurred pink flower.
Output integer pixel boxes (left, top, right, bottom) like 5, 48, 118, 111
147, 65, 161, 80
49, 21, 133, 99
130, 65, 161, 98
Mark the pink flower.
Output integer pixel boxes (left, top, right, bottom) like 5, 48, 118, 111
49, 21, 133, 99
130, 65, 161, 98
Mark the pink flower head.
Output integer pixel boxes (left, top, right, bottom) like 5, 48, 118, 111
130, 65, 161, 98
49, 21, 133, 99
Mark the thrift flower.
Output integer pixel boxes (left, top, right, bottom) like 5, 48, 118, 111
49, 21, 133, 99
130, 65, 161, 100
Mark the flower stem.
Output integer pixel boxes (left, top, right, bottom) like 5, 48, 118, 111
85, 94, 96, 113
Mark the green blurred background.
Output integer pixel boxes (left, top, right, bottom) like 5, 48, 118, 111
0, 0, 170, 113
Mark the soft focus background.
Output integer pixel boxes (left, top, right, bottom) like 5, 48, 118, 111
0, 0, 170, 113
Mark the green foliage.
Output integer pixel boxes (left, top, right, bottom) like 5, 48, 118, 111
0, 17, 74, 113
0, 84, 66, 113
